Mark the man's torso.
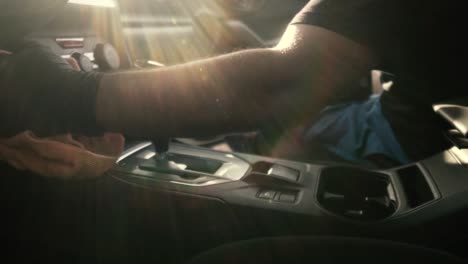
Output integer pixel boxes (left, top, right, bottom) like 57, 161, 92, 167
291, 0, 464, 160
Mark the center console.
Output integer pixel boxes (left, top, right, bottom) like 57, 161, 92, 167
110, 139, 467, 232
102, 139, 468, 264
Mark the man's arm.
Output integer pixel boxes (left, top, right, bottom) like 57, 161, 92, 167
96, 25, 377, 139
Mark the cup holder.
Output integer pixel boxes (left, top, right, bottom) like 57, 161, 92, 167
317, 167, 397, 221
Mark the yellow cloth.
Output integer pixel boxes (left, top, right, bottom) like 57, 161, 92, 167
0, 49, 124, 179
0, 131, 124, 179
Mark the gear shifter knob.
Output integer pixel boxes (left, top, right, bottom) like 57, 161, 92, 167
152, 138, 170, 159
151, 138, 176, 172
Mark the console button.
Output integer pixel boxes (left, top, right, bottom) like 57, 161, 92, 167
94, 43, 120, 71
267, 164, 300, 182
71, 52, 94, 72
278, 193, 296, 203
258, 190, 277, 200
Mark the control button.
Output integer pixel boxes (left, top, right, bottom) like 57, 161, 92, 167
258, 190, 277, 200
94, 43, 120, 71
267, 164, 300, 182
278, 193, 296, 203
71, 52, 94, 72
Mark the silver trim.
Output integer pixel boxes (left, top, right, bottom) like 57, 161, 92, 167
56, 37, 85, 42
117, 142, 152, 163
114, 142, 250, 186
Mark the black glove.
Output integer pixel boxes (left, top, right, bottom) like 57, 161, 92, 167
0, 42, 104, 137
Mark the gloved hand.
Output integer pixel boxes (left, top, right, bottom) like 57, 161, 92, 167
0, 41, 104, 137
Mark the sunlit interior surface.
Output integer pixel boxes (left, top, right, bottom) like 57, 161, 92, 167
117, 0, 245, 64
69, 0, 116, 7
72, 0, 266, 65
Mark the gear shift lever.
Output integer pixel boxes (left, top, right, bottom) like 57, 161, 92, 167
151, 138, 183, 172
152, 138, 170, 160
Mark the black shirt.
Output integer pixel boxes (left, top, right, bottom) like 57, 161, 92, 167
291, 0, 465, 160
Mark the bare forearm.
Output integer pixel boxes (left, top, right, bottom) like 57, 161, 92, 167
96, 48, 292, 138
96, 26, 376, 139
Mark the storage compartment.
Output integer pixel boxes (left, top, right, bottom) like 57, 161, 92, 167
317, 167, 397, 221
397, 166, 437, 208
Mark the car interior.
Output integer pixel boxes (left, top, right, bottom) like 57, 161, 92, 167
1, 0, 468, 263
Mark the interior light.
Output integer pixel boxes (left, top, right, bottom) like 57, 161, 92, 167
68, 0, 116, 8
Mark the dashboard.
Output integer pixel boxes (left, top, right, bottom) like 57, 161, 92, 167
23, 3, 127, 73
19, 0, 303, 70
220, 0, 268, 14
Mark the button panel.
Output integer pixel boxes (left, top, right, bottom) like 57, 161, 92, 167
257, 190, 277, 200
257, 190, 297, 203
